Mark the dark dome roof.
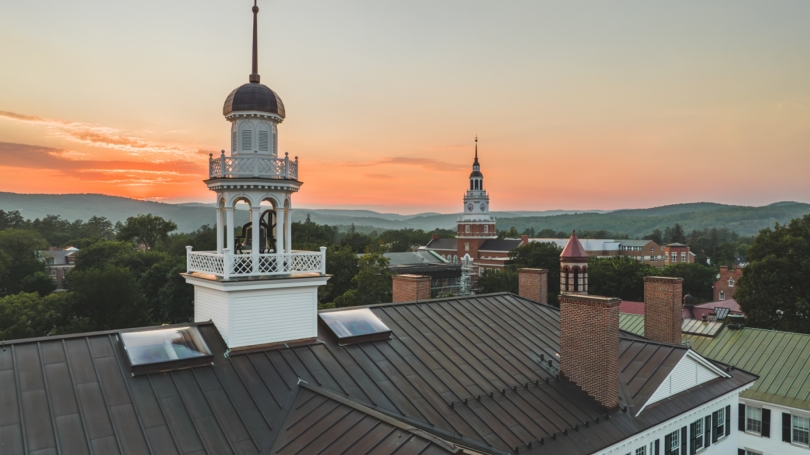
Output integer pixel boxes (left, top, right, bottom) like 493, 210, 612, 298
223, 82, 285, 118
470, 170, 483, 178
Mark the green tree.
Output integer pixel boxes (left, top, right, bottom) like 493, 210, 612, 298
140, 255, 193, 324
0, 210, 28, 230
498, 226, 520, 239
319, 245, 360, 304
660, 263, 717, 302
736, 215, 810, 333
73, 241, 135, 271
81, 215, 115, 240
65, 265, 149, 331
333, 252, 392, 307
340, 231, 375, 254
478, 268, 518, 294
116, 214, 178, 250
0, 229, 47, 294
0, 292, 80, 340
588, 257, 658, 301
20, 271, 57, 296
511, 241, 563, 305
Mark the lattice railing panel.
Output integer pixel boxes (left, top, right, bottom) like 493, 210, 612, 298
188, 252, 225, 275
209, 155, 298, 180
290, 252, 322, 272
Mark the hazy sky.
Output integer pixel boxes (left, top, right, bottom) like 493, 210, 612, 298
1, 0, 808, 213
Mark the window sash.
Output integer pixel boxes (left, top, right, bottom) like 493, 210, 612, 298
694, 418, 704, 449
670, 429, 680, 454
746, 407, 762, 433
793, 415, 810, 444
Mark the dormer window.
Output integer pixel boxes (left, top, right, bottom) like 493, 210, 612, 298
719, 291, 726, 300
728, 278, 735, 287
121, 326, 213, 375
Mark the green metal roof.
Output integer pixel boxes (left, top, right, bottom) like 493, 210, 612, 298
620, 313, 810, 411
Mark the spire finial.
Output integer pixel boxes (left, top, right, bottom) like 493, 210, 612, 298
249, 0, 260, 83
474, 135, 478, 161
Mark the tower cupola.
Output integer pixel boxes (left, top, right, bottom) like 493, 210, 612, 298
223, 0, 284, 156
560, 230, 589, 295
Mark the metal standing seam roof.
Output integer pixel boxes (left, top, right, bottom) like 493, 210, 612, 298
426, 238, 457, 251
477, 239, 523, 252
0, 295, 756, 455
620, 312, 810, 411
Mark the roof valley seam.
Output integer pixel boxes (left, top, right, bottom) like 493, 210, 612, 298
260, 384, 302, 455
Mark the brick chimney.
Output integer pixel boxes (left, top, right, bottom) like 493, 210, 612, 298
392, 274, 431, 303
520, 234, 529, 245
644, 276, 683, 345
518, 268, 547, 304
431, 234, 439, 241
559, 294, 620, 410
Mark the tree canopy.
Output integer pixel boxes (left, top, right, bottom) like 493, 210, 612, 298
736, 214, 810, 333
116, 214, 178, 250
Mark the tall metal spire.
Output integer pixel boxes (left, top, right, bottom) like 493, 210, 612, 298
249, 0, 261, 83
473, 135, 479, 165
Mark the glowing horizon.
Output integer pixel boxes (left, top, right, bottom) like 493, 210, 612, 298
1, 1, 809, 213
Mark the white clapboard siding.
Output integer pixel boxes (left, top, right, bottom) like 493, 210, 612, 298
195, 287, 230, 342
231, 287, 317, 347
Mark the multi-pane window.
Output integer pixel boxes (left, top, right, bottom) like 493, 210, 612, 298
694, 418, 704, 450
465, 225, 470, 233
681, 252, 687, 261
672, 253, 678, 262
793, 415, 810, 445
728, 278, 735, 287
484, 225, 489, 233
635, 446, 646, 455
719, 291, 726, 300
746, 406, 762, 433
717, 407, 726, 438
669, 430, 680, 455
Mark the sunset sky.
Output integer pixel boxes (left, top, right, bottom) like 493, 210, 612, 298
1, 0, 809, 213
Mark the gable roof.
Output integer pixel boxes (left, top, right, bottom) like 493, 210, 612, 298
620, 312, 810, 411
478, 238, 522, 252
0, 295, 756, 455
426, 238, 457, 251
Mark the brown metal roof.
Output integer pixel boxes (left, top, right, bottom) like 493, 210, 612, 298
0, 294, 756, 455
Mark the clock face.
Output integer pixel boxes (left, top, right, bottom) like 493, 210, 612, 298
480, 202, 487, 212
467, 203, 474, 212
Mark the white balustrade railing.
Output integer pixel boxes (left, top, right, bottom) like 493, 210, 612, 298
186, 246, 326, 279
209, 151, 298, 180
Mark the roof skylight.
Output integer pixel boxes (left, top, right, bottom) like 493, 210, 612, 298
121, 326, 213, 374
320, 308, 392, 344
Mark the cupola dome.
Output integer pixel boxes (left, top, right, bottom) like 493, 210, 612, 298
223, 83, 285, 118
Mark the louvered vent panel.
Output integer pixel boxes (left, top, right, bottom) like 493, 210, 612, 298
259, 131, 269, 152
241, 129, 252, 151
231, 131, 237, 152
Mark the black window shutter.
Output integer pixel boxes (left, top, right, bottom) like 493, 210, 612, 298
712, 411, 719, 443
783, 412, 791, 442
762, 408, 771, 438
739, 403, 746, 431
689, 422, 697, 455
664, 433, 672, 455
726, 405, 731, 436
655, 439, 660, 455
704, 416, 711, 447
738, 450, 745, 455
681, 426, 687, 455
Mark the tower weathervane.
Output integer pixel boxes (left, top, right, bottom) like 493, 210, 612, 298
250, 0, 260, 83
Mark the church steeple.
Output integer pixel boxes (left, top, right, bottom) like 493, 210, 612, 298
469, 136, 483, 191
249, 0, 260, 83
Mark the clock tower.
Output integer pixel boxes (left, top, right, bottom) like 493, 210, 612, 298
457, 137, 497, 258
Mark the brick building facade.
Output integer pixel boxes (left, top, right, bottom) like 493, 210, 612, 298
713, 265, 743, 301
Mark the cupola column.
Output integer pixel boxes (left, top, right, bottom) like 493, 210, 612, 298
251, 205, 261, 272
285, 206, 292, 252
276, 208, 285, 254
225, 207, 235, 252
216, 206, 224, 254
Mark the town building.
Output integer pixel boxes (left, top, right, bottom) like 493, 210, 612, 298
621, 311, 810, 455
0, 4, 762, 455
371, 250, 466, 297
37, 246, 78, 289
713, 265, 743, 301
529, 238, 695, 267
425, 139, 528, 278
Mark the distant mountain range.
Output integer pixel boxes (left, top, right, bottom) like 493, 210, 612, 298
1, 192, 807, 237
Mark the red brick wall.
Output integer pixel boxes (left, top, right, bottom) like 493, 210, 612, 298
518, 268, 548, 305
559, 294, 620, 410
643, 276, 683, 345
392, 274, 431, 303
713, 266, 742, 301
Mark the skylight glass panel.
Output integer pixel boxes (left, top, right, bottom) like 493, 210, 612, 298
320, 308, 392, 344
121, 326, 213, 374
